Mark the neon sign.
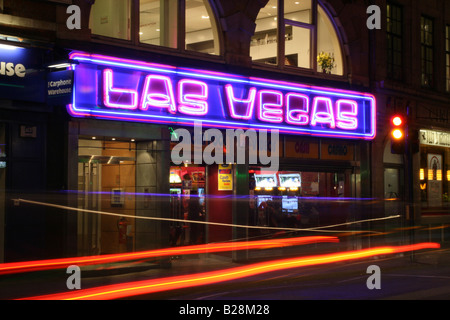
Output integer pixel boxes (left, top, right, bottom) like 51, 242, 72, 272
68, 52, 376, 139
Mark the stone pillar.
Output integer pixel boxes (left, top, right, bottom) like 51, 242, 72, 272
135, 136, 171, 251
214, 0, 269, 68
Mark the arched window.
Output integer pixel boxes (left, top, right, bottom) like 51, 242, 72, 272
251, 0, 344, 75
90, 0, 221, 55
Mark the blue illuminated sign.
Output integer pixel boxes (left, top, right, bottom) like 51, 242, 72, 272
69, 52, 376, 139
0, 45, 46, 103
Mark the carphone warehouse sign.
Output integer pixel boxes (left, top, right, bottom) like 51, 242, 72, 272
68, 52, 376, 140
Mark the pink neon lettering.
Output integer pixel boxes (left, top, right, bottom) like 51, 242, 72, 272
311, 97, 336, 128
285, 93, 309, 125
225, 84, 257, 120
336, 99, 358, 130
178, 79, 209, 116
257, 90, 283, 123
103, 69, 138, 109
141, 75, 177, 114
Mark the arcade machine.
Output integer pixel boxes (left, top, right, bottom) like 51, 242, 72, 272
169, 168, 183, 246
278, 173, 301, 229
251, 172, 280, 235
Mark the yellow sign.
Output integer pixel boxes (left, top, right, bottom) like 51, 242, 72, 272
218, 164, 233, 191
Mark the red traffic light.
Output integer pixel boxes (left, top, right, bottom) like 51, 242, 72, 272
392, 116, 403, 126
391, 115, 405, 140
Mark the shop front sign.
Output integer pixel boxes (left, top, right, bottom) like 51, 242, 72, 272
420, 129, 450, 148
218, 164, 233, 191
321, 141, 355, 161
68, 52, 376, 140
0, 45, 46, 103
47, 69, 74, 106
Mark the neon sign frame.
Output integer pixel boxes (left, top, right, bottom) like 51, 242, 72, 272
68, 52, 376, 140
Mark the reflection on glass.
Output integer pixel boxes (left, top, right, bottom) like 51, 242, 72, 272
284, 0, 312, 24
285, 25, 310, 68
251, 0, 278, 65
90, 0, 131, 40
139, 0, 218, 54
140, 0, 177, 48
185, 0, 217, 54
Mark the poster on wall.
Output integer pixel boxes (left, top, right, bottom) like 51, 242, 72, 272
427, 154, 442, 207
218, 164, 233, 191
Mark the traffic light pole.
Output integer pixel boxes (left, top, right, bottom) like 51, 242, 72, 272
405, 106, 416, 261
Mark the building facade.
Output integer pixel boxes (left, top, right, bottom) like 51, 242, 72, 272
0, 0, 448, 263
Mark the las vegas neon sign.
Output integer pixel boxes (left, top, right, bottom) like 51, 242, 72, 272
68, 52, 376, 139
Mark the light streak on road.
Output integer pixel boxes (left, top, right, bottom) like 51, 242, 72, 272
18, 242, 440, 300
0, 236, 338, 275
13, 198, 399, 234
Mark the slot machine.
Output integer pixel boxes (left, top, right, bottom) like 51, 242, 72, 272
252, 173, 279, 232
278, 173, 301, 228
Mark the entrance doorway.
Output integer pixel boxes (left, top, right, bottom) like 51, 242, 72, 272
169, 165, 206, 246
78, 138, 136, 255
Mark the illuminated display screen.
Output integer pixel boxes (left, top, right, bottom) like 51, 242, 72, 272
254, 174, 278, 188
279, 173, 301, 188
68, 52, 376, 139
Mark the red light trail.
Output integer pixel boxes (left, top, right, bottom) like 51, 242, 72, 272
18, 242, 440, 300
0, 236, 338, 275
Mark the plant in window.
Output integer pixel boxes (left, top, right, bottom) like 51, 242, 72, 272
317, 51, 335, 74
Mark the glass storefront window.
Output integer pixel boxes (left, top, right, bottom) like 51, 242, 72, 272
250, 169, 349, 234
169, 165, 206, 246
420, 145, 450, 213
78, 138, 137, 255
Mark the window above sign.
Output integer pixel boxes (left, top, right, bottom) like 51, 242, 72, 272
89, 0, 221, 56
251, 0, 344, 76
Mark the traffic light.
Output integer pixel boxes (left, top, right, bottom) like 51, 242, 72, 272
390, 114, 406, 154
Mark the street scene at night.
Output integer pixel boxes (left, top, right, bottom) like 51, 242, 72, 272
0, 0, 449, 311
